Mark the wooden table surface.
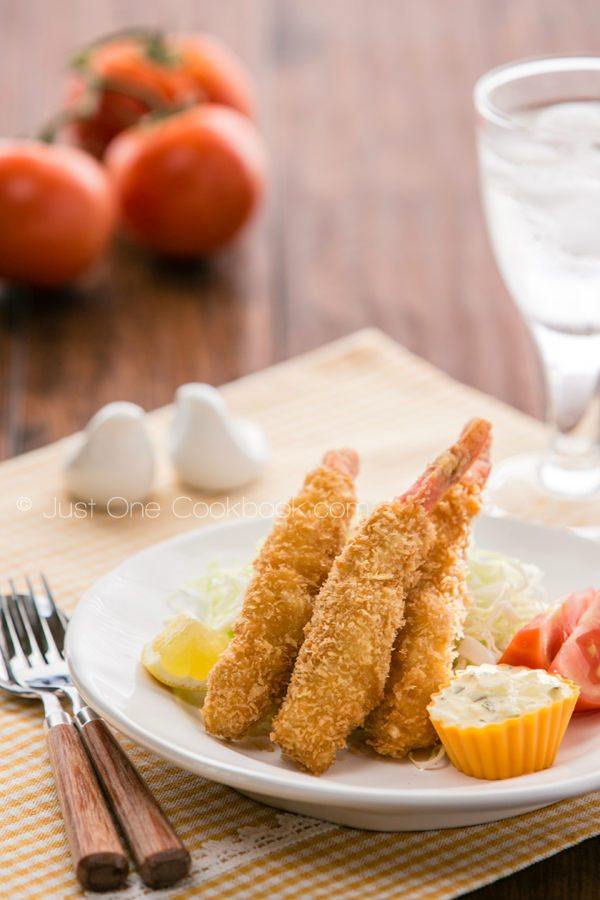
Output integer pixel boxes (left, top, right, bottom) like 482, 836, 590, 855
1, 1, 598, 896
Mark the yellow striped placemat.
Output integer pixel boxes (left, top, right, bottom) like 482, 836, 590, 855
0, 328, 598, 898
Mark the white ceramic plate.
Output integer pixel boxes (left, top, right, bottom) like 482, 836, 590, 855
67, 515, 600, 831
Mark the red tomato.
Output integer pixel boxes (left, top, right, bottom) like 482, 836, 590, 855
64, 31, 254, 157
551, 592, 600, 711
0, 141, 116, 286
106, 105, 266, 257
177, 34, 254, 116
500, 588, 600, 711
499, 588, 596, 670
498, 610, 561, 670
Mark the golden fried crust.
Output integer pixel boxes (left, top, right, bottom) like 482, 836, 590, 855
202, 462, 357, 739
364, 482, 483, 758
271, 502, 436, 774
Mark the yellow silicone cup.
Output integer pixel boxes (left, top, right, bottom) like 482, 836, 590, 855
428, 677, 579, 780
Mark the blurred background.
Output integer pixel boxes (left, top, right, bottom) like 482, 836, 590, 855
2, 0, 600, 460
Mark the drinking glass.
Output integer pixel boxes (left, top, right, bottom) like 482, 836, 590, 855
475, 56, 600, 527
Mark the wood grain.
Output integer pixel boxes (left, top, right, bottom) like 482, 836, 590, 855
0, 0, 564, 454
3, 0, 600, 452
45, 723, 128, 891
79, 718, 190, 888
1, 1, 599, 896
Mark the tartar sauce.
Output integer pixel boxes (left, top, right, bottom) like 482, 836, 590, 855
428, 664, 572, 727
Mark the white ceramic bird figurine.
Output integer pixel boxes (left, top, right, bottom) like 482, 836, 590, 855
64, 402, 155, 506
169, 383, 268, 492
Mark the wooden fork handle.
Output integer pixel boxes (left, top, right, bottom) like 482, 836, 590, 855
45, 715, 129, 891
76, 711, 191, 889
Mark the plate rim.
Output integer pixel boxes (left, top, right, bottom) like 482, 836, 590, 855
67, 514, 600, 813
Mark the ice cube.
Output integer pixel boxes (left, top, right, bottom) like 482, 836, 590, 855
534, 101, 600, 135
551, 195, 600, 257
482, 129, 561, 166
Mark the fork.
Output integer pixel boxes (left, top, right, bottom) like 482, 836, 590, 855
0, 576, 191, 890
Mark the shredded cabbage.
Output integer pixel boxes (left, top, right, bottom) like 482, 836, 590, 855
169, 546, 549, 683
168, 559, 252, 632
460, 548, 549, 666
408, 744, 448, 770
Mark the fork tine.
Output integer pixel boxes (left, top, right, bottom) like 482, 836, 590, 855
9, 580, 46, 665
0, 639, 14, 681
0, 589, 30, 668
40, 573, 68, 649
25, 576, 62, 662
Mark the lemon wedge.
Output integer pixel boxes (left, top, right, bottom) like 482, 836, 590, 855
142, 612, 230, 690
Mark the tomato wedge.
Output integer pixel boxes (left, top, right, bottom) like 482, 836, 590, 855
499, 588, 596, 670
498, 610, 561, 669
499, 588, 600, 711
551, 593, 600, 711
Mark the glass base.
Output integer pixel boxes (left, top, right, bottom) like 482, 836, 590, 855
486, 453, 600, 529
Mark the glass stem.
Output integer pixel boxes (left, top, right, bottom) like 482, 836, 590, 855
531, 323, 600, 498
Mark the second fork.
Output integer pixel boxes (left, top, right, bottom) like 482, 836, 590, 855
0, 588, 129, 891
1, 578, 191, 890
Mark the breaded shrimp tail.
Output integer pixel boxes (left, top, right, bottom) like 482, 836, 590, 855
202, 449, 359, 740
271, 420, 491, 774
364, 436, 491, 759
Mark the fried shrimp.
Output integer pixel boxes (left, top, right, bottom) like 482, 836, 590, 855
271, 419, 491, 774
202, 449, 359, 740
364, 440, 491, 759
